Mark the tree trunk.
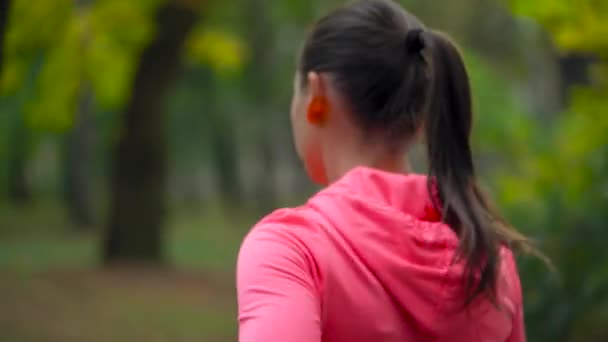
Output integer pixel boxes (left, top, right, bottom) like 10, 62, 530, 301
64, 84, 95, 229
195, 69, 243, 209
103, 1, 199, 264
63, 0, 95, 230
0, 1, 28, 205
254, 132, 278, 213
209, 112, 242, 209
7, 113, 30, 204
0, 0, 9, 76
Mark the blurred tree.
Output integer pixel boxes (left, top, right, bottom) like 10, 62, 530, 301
242, 0, 278, 213
168, 5, 247, 207
2, 0, 78, 204
63, 0, 95, 230
505, 1, 608, 340
103, 0, 201, 263
1, 0, 160, 204
7, 109, 29, 203
207, 84, 242, 208
63, 83, 95, 228
186, 26, 246, 208
1, 0, 32, 205
0, 0, 9, 76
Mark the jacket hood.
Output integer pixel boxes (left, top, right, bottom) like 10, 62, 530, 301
309, 167, 514, 338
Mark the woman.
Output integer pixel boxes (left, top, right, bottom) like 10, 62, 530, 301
237, 0, 533, 341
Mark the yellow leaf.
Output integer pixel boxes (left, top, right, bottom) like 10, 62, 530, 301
186, 28, 248, 75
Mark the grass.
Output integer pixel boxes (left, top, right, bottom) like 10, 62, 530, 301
0, 269, 237, 341
0, 202, 256, 342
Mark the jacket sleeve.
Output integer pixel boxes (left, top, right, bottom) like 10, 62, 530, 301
237, 224, 321, 342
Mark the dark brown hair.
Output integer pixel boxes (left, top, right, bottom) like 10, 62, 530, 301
299, 0, 535, 306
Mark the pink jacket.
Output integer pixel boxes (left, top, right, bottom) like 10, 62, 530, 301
237, 167, 525, 341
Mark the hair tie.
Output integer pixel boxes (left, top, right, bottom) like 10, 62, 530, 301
405, 29, 425, 55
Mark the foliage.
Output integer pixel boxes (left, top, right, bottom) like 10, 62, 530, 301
511, 0, 608, 56
186, 27, 247, 76
1, 0, 246, 133
1, 0, 158, 131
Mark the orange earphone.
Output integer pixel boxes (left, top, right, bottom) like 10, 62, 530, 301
307, 96, 329, 125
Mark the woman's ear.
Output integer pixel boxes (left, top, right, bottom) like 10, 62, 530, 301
306, 72, 330, 126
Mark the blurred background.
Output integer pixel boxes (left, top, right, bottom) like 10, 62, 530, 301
0, 0, 606, 341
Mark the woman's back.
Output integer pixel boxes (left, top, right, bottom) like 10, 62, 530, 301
238, 167, 525, 341
237, 0, 534, 340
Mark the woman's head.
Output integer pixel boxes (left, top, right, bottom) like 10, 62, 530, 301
291, 0, 428, 184
291, 0, 535, 306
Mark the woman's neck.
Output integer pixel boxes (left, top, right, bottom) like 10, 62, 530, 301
323, 143, 410, 184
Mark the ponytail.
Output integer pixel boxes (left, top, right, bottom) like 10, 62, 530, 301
425, 31, 534, 306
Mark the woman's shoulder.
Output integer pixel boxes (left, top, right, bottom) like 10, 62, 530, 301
241, 205, 326, 257
237, 205, 326, 292
253, 204, 323, 233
